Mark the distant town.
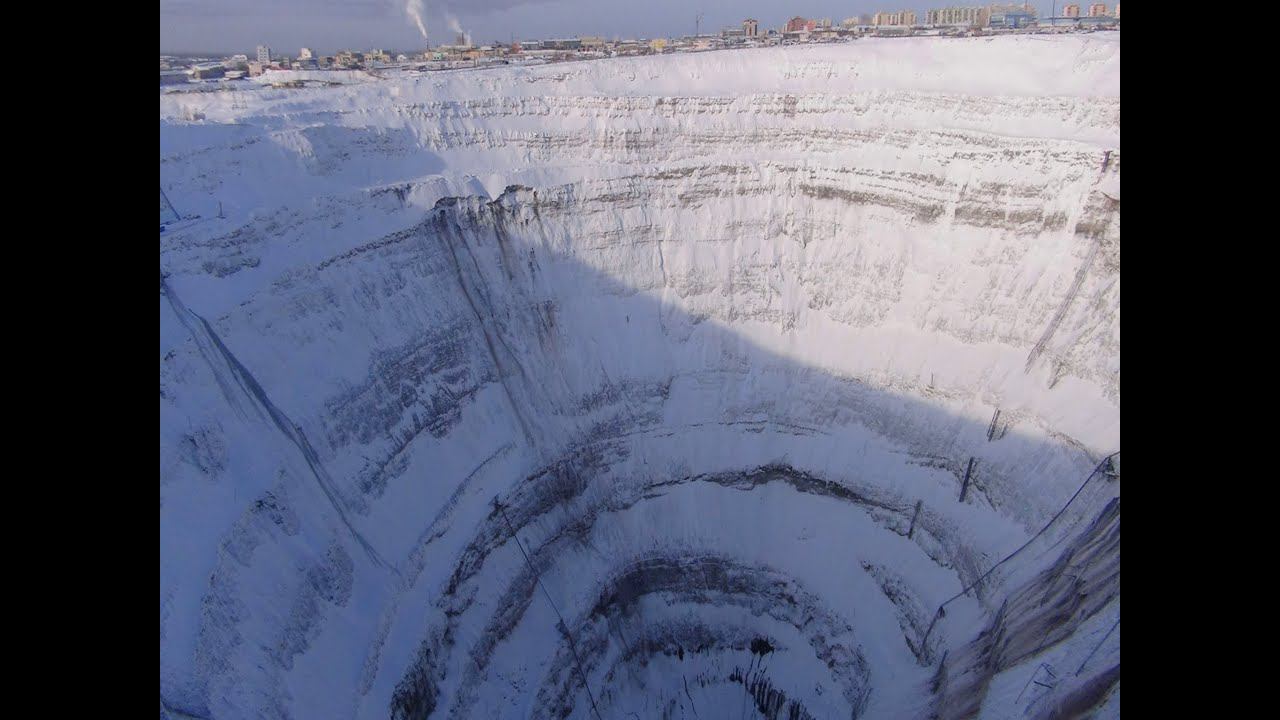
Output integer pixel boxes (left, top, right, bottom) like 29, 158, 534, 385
161, 3, 1119, 86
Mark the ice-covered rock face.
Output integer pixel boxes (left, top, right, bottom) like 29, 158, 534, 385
160, 36, 1119, 720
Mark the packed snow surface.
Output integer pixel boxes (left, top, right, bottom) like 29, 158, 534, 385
160, 35, 1120, 720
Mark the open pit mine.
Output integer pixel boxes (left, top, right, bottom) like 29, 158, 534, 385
160, 34, 1120, 720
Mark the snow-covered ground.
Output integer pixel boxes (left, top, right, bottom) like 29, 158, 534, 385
160, 34, 1119, 720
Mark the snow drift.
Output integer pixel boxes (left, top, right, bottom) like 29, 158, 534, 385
160, 35, 1120, 720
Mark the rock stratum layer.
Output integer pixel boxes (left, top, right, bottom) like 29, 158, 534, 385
160, 36, 1120, 720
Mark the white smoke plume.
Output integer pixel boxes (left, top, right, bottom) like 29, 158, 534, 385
446, 13, 470, 46
405, 0, 429, 44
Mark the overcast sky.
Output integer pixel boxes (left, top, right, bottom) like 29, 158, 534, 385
160, 1, 1064, 55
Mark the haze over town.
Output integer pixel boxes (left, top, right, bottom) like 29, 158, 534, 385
160, 0, 1095, 54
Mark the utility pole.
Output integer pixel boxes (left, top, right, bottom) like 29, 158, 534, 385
695, 11, 704, 37
959, 457, 976, 502
908, 500, 923, 539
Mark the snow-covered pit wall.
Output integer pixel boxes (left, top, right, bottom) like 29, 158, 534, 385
160, 35, 1120, 720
